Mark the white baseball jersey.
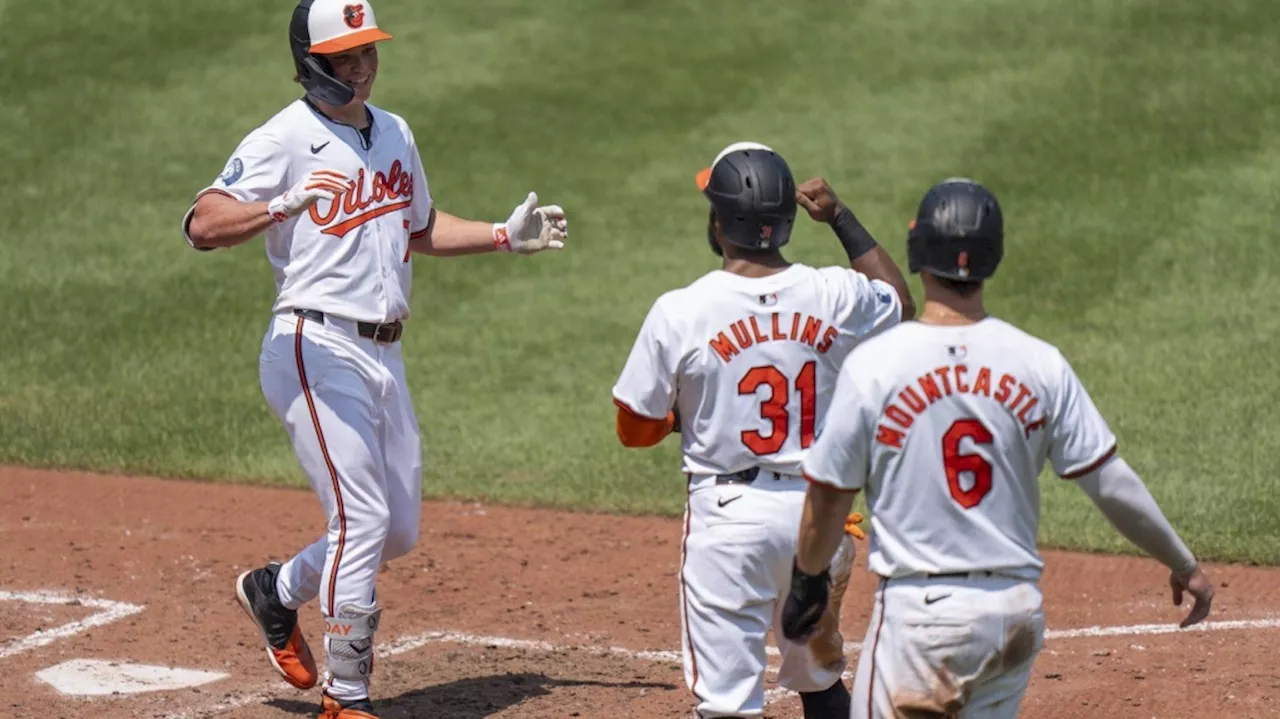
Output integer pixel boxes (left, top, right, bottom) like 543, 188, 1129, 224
612, 263, 902, 477
182, 98, 433, 324
803, 317, 1118, 580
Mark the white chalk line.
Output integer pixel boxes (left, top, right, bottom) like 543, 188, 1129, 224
0, 590, 145, 659
164, 617, 1280, 718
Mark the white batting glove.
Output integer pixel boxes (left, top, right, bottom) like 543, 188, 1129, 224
493, 192, 568, 254
267, 170, 350, 222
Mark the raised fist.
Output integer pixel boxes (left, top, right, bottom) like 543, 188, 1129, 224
796, 177, 845, 224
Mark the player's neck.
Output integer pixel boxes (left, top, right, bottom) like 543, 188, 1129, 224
720, 256, 790, 278
918, 297, 987, 326
313, 98, 371, 129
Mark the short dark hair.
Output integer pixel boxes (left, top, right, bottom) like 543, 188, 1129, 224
935, 276, 984, 297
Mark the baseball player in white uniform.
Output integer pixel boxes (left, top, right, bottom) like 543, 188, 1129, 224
181, 2, 566, 717
612, 142, 917, 719
780, 178, 1215, 718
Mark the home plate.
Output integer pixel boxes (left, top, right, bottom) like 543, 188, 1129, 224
35, 659, 229, 696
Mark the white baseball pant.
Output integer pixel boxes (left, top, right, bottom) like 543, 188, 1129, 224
680, 472, 851, 718
257, 310, 423, 702
852, 574, 1045, 718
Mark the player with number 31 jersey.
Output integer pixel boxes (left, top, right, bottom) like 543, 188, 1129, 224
612, 142, 915, 719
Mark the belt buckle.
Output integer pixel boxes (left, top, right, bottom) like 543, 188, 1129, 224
372, 322, 401, 344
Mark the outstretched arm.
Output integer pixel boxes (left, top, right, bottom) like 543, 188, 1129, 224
1075, 457, 1214, 627
411, 193, 566, 257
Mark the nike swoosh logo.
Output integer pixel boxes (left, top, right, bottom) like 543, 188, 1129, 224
924, 593, 952, 605
717, 495, 743, 508
311, 141, 330, 154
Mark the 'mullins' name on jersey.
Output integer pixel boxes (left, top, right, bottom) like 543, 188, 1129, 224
876, 364, 1047, 448
709, 312, 841, 362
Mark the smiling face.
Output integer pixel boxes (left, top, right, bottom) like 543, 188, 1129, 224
322, 42, 379, 104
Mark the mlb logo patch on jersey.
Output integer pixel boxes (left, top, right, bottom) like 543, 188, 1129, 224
759, 292, 778, 306
948, 344, 968, 359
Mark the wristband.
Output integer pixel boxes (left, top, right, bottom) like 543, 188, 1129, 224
830, 206, 878, 261
492, 223, 512, 252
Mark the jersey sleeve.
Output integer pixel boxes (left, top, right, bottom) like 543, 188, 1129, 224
801, 356, 877, 491
181, 129, 288, 249
611, 300, 680, 420
407, 130, 434, 241
823, 267, 902, 342
1049, 351, 1119, 479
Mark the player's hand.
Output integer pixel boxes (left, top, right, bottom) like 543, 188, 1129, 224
780, 559, 830, 642
267, 170, 350, 222
1170, 565, 1214, 628
796, 177, 846, 224
494, 192, 567, 254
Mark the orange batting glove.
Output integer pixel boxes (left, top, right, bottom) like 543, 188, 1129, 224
844, 512, 867, 541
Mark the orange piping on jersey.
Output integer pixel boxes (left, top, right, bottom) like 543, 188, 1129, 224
613, 399, 676, 448
193, 187, 237, 204
1060, 443, 1118, 480
801, 472, 861, 494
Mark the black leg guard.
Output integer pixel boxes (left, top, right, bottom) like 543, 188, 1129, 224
800, 677, 852, 719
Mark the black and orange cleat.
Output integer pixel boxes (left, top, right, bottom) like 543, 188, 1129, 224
234, 561, 319, 690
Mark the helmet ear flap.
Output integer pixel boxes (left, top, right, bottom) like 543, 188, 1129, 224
298, 55, 356, 106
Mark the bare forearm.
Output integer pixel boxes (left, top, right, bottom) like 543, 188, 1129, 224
410, 210, 497, 257
852, 245, 916, 321
796, 484, 857, 575
187, 196, 274, 249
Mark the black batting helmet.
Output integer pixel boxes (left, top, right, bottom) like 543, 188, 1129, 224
289, 0, 393, 107
907, 177, 1004, 281
696, 142, 797, 256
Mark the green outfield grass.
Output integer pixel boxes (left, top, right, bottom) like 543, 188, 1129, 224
2, 0, 1277, 563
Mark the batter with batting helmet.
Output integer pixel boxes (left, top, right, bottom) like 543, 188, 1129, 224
181, 1, 567, 716
781, 178, 1215, 717
612, 141, 916, 718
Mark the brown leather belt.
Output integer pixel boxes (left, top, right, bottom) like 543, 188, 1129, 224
294, 308, 403, 344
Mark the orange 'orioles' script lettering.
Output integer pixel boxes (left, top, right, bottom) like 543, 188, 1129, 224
709, 313, 837, 363
875, 365, 1047, 447
309, 160, 415, 238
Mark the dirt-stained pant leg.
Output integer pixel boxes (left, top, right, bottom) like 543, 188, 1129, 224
851, 577, 1044, 718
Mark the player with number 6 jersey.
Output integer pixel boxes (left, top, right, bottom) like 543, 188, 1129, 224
781, 177, 1214, 718
612, 142, 915, 719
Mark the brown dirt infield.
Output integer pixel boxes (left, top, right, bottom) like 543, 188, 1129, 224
3, 466, 1279, 719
